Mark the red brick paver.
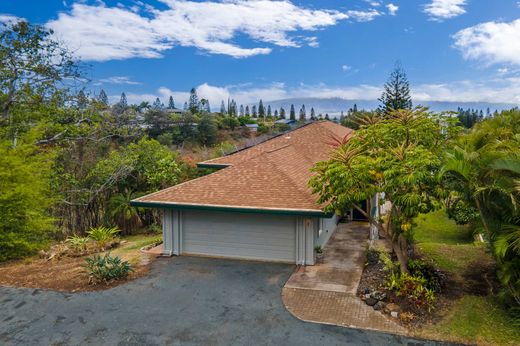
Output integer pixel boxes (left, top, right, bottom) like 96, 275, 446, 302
282, 223, 408, 336
282, 288, 407, 335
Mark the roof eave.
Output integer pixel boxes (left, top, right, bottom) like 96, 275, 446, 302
196, 163, 231, 169
130, 200, 332, 217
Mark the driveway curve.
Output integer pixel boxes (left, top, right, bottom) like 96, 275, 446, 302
1, 257, 445, 345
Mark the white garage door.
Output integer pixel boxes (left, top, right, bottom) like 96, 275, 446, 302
182, 210, 296, 263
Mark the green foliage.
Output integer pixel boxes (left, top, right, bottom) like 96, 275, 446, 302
84, 253, 133, 284
442, 109, 520, 305
314, 245, 323, 254
197, 113, 218, 145
0, 137, 55, 261
87, 226, 119, 248
66, 235, 90, 252
310, 107, 459, 270
89, 138, 181, 193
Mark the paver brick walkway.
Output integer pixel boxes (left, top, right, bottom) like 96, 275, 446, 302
282, 222, 408, 336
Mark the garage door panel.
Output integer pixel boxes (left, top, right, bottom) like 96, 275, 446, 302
182, 210, 296, 263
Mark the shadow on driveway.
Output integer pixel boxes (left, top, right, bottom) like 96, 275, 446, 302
1, 256, 447, 345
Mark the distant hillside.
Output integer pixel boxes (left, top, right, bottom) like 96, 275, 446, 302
261, 97, 518, 117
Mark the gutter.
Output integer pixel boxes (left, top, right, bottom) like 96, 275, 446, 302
130, 200, 332, 218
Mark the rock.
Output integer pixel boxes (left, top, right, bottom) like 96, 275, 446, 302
390, 311, 399, 318
370, 291, 386, 301
385, 303, 401, 313
365, 297, 378, 306
373, 301, 386, 311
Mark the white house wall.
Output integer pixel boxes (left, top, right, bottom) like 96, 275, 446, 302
316, 213, 339, 248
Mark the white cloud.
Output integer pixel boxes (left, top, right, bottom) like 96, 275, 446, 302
98, 76, 141, 85
342, 65, 352, 72
453, 19, 520, 66
118, 77, 520, 107
0, 14, 24, 24
47, 1, 387, 61
423, 0, 467, 21
346, 9, 382, 22
386, 4, 399, 16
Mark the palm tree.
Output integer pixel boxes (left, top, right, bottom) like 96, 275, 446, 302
108, 190, 142, 234
442, 109, 520, 304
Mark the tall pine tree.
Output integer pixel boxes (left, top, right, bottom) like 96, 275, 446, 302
280, 107, 286, 119
290, 104, 296, 120
168, 96, 175, 109
98, 89, 108, 105
119, 92, 128, 107
267, 105, 272, 117
378, 62, 412, 114
188, 87, 199, 113
258, 99, 265, 118
220, 100, 226, 114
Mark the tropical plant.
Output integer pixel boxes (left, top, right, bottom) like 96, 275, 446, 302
84, 253, 133, 284
66, 235, 90, 253
87, 226, 119, 249
108, 190, 142, 234
310, 108, 460, 273
442, 109, 520, 306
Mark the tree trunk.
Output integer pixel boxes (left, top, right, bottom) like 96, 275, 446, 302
394, 234, 410, 274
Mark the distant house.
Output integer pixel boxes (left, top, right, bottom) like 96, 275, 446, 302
165, 108, 184, 115
275, 119, 297, 125
244, 123, 259, 132
131, 121, 352, 265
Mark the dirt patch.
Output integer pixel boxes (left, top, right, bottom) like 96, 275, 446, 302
0, 238, 159, 292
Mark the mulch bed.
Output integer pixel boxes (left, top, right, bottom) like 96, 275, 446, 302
0, 253, 154, 292
356, 247, 499, 329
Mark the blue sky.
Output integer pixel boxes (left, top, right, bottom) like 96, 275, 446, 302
2, 1, 520, 106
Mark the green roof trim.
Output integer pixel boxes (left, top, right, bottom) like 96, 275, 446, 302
196, 163, 231, 169
130, 200, 332, 217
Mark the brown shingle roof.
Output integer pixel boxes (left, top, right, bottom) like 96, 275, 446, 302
132, 121, 352, 215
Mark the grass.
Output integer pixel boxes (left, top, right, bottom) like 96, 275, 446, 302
413, 210, 520, 345
110, 233, 162, 266
419, 296, 520, 346
414, 209, 472, 245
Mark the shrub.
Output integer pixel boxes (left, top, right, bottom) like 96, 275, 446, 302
395, 273, 436, 312
87, 226, 119, 249
408, 258, 443, 292
84, 253, 133, 284
66, 235, 90, 253
314, 245, 323, 254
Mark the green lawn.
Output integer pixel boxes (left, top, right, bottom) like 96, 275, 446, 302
414, 209, 472, 245
414, 210, 520, 345
420, 296, 520, 346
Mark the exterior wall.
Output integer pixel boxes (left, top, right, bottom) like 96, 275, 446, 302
162, 209, 318, 265
315, 213, 339, 248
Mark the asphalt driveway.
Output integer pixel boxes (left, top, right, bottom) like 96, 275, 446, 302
1, 257, 446, 345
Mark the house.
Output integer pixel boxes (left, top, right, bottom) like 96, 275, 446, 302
275, 119, 297, 125
131, 121, 353, 265
244, 123, 259, 132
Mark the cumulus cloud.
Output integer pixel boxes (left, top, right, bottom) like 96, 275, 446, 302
386, 4, 399, 16
98, 76, 141, 85
0, 14, 24, 24
453, 19, 520, 66
118, 77, 520, 108
424, 0, 467, 21
46, 1, 385, 61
